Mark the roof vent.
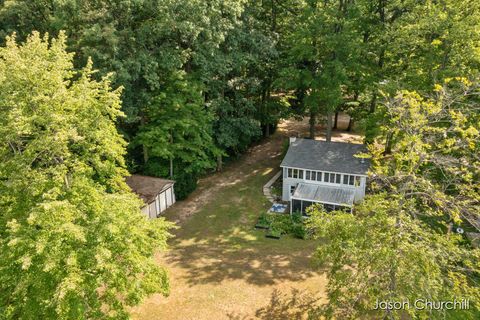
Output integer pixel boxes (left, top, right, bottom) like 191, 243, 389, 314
289, 137, 297, 144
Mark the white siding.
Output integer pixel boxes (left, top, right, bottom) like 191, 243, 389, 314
141, 206, 149, 216
155, 195, 160, 213
159, 192, 167, 212
282, 166, 367, 204
148, 202, 157, 219
166, 188, 173, 206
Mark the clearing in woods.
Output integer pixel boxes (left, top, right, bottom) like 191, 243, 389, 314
132, 115, 362, 320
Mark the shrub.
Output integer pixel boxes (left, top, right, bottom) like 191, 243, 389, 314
267, 227, 282, 238
270, 214, 294, 234
291, 212, 303, 224
173, 171, 199, 200
256, 213, 271, 228
292, 223, 306, 239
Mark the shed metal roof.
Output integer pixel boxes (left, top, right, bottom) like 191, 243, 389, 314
292, 183, 355, 206
280, 138, 370, 175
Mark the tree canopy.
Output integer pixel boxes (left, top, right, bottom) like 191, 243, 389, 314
0, 32, 173, 320
0, 0, 479, 319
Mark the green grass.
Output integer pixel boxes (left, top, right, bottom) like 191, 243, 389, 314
133, 124, 329, 320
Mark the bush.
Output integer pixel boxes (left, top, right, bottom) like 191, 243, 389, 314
291, 212, 303, 224
257, 212, 307, 239
270, 214, 294, 234
173, 171, 199, 200
256, 213, 271, 228
292, 223, 306, 239
267, 227, 282, 238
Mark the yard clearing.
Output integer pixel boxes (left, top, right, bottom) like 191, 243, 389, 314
131, 115, 362, 320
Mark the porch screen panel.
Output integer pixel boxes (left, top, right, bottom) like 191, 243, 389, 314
302, 201, 314, 214
292, 199, 302, 214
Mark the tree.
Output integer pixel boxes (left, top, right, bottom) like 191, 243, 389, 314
0, 32, 173, 319
283, 0, 362, 140
134, 73, 220, 196
307, 80, 480, 319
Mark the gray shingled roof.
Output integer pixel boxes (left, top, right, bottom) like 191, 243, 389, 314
126, 175, 175, 204
280, 138, 370, 175
292, 183, 355, 206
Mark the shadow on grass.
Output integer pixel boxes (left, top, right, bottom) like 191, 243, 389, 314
226, 288, 322, 320
165, 231, 321, 286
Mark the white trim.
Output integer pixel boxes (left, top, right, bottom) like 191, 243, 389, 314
285, 168, 363, 189
281, 165, 367, 177
291, 196, 353, 207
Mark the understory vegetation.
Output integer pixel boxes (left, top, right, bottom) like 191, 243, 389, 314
0, 0, 479, 319
256, 212, 306, 239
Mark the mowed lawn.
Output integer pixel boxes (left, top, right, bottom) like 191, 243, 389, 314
132, 117, 361, 320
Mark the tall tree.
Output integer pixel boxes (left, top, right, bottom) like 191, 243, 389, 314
134, 73, 220, 197
284, 0, 362, 140
307, 79, 480, 319
0, 32, 173, 319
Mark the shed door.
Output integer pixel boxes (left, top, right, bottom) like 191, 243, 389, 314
148, 201, 157, 219
155, 195, 160, 213
166, 187, 173, 207
159, 191, 167, 212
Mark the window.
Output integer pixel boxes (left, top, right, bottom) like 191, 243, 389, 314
299, 170, 304, 179
288, 168, 292, 178
316, 171, 322, 181
355, 176, 361, 186
343, 174, 356, 186
306, 170, 311, 180
329, 173, 335, 183
349, 175, 355, 185
290, 185, 296, 195
293, 169, 298, 179
335, 173, 341, 184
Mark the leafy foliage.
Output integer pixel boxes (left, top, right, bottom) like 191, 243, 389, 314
307, 81, 480, 319
257, 212, 305, 239
0, 33, 174, 320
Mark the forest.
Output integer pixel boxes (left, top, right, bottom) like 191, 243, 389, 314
0, 0, 479, 319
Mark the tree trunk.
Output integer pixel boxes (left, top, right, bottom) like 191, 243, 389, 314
309, 111, 316, 139
217, 154, 223, 172
333, 111, 339, 129
326, 112, 333, 142
265, 124, 270, 138
369, 93, 377, 113
142, 145, 149, 164
169, 133, 174, 178
140, 114, 149, 164
384, 131, 394, 155
347, 117, 354, 131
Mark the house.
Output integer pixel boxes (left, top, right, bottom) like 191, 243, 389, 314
281, 137, 370, 214
126, 174, 176, 219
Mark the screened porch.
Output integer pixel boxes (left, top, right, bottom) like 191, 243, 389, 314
290, 183, 355, 215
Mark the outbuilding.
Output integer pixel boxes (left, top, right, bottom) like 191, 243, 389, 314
126, 174, 176, 219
